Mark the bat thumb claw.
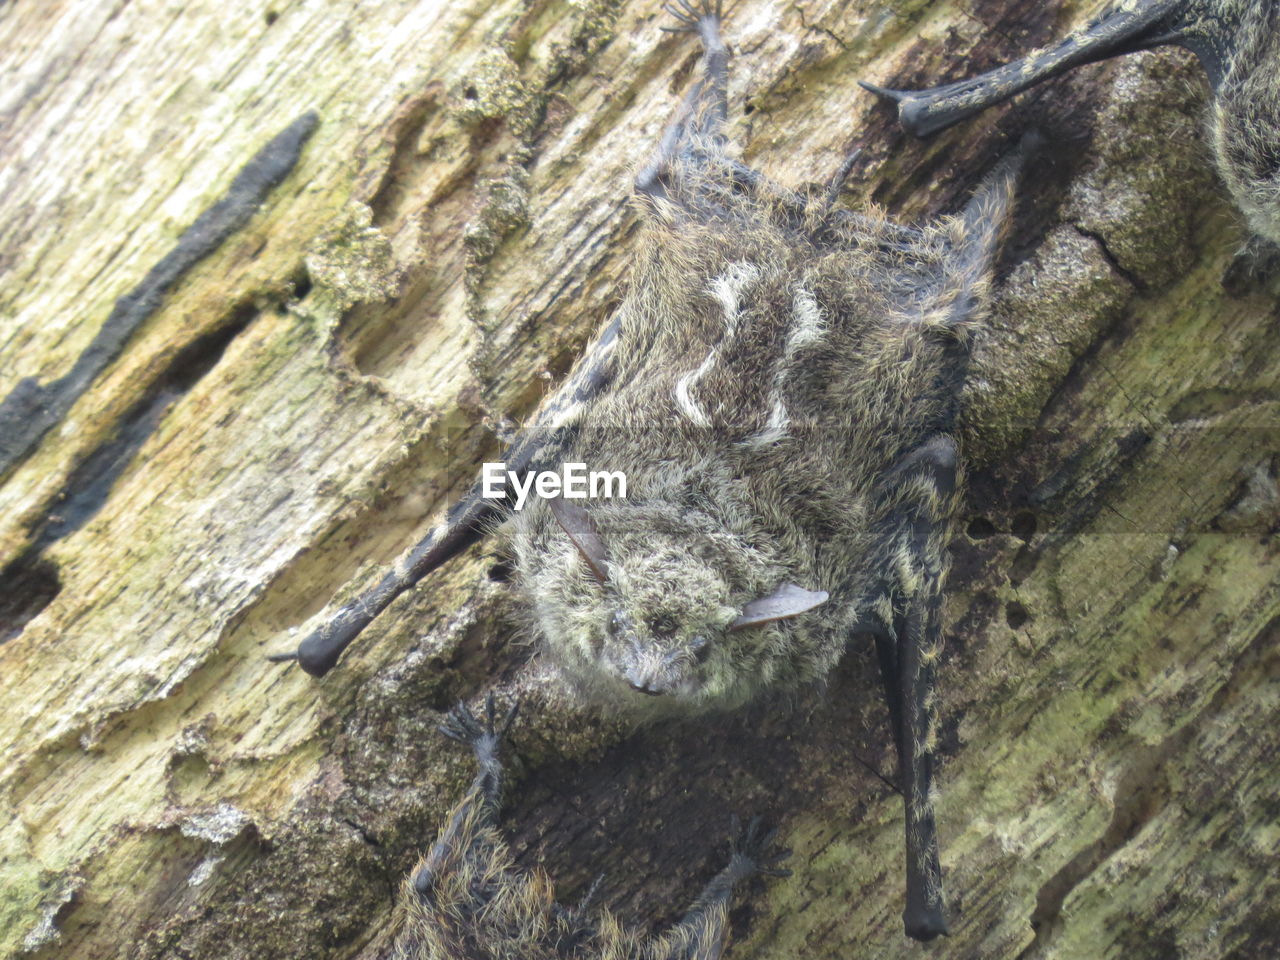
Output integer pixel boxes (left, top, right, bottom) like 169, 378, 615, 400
857, 79, 907, 103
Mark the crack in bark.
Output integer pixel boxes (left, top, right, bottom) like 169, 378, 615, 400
0, 303, 258, 646
0, 112, 316, 481
1070, 221, 1144, 293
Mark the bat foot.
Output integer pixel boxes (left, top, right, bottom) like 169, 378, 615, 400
660, 0, 722, 35
438, 692, 520, 764
725, 814, 792, 882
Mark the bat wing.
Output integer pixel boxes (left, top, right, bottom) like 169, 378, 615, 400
860, 0, 1206, 137
271, 317, 620, 676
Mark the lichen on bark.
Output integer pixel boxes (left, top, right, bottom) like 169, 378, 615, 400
0, 1, 1276, 959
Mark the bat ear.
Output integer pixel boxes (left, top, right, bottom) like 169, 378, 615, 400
548, 496, 611, 584
728, 583, 829, 631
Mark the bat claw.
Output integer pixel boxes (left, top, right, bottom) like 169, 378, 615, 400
726, 815, 792, 881
662, 0, 722, 32
438, 692, 519, 756
858, 79, 907, 103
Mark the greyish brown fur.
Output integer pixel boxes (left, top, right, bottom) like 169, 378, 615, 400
392, 697, 789, 960
1208, 1, 1280, 254
509, 167, 1011, 716
499, 0, 1027, 941
280, 0, 1029, 942
863, 0, 1280, 289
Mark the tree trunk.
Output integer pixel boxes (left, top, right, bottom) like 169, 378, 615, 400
1, 1, 1276, 958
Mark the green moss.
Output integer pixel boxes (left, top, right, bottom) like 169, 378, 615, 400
303, 203, 401, 315
455, 48, 532, 129
964, 224, 1133, 464
0, 828, 54, 956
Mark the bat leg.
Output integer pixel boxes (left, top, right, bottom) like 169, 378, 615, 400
636, 0, 735, 203
926, 130, 1037, 331
439, 692, 519, 812
265, 490, 497, 675
654, 815, 791, 960
859, 0, 1233, 138
412, 693, 519, 896
660, 0, 728, 144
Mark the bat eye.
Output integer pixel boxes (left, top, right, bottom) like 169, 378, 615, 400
649, 614, 678, 638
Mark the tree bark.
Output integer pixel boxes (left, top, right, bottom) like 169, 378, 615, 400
0, 1, 1276, 958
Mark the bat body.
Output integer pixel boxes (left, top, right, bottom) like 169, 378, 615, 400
279, 0, 1030, 941
393, 697, 789, 960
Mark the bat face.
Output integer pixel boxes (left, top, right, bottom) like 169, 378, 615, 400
511, 493, 828, 715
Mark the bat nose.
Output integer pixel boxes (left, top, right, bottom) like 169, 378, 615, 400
625, 664, 668, 696
623, 647, 671, 696
628, 678, 665, 696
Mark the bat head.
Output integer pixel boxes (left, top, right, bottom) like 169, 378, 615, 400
512, 493, 829, 715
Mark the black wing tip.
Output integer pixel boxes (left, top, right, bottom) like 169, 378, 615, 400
904, 906, 950, 942
264, 629, 345, 677
859, 82, 955, 139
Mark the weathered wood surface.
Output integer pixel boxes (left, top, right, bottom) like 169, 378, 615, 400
0, 0, 1276, 958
